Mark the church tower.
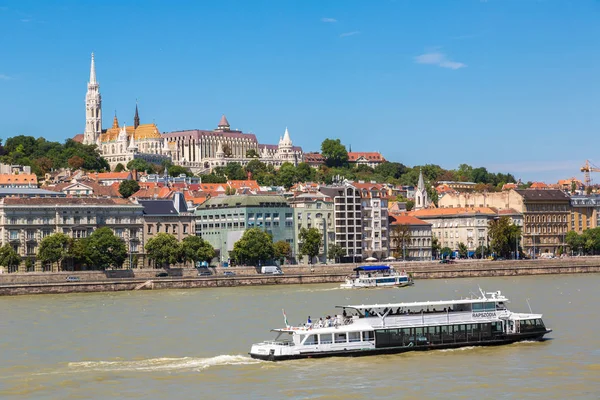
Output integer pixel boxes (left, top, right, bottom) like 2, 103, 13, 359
83, 53, 102, 145
414, 169, 429, 210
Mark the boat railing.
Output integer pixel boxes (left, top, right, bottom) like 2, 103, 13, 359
370, 311, 503, 329
260, 340, 295, 346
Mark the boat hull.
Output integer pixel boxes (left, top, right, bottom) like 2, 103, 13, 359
340, 281, 414, 289
249, 330, 551, 361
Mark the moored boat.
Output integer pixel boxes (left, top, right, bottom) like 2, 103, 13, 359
249, 290, 552, 361
340, 265, 413, 289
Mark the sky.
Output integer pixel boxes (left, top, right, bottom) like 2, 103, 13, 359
1, 0, 599, 183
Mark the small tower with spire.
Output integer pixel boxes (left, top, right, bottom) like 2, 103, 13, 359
215, 114, 230, 131
83, 52, 102, 145
277, 127, 296, 164
133, 102, 140, 129
414, 169, 429, 210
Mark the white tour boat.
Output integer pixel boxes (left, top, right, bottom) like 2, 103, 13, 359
340, 265, 413, 289
249, 290, 552, 361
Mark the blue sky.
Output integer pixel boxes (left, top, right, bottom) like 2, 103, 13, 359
1, 0, 599, 182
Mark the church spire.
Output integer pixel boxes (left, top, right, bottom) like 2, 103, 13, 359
417, 168, 425, 191
112, 111, 119, 129
89, 52, 97, 84
134, 102, 140, 129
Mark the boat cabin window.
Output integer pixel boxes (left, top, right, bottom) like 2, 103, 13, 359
334, 333, 347, 343
319, 334, 333, 344
363, 331, 374, 341
496, 302, 506, 310
303, 334, 318, 345
472, 302, 496, 312
348, 332, 361, 342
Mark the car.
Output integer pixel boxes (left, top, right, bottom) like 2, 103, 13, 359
155, 272, 169, 277
439, 259, 456, 264
223, 271, 236, 276
65, 276, 80, 282
198, 269, 212, 276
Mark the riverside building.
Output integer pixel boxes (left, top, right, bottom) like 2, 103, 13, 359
195, 195, 295, 264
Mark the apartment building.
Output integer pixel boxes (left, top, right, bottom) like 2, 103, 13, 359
288, 192, 334, 264
353, 182, 390, 259
389, 214, 432, 261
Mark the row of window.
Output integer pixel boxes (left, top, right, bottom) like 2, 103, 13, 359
147, 224, 188, 235
526, 215, 567, 223
303, 331, 375, 345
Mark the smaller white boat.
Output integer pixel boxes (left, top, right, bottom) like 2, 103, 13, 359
340, 265, 413, 289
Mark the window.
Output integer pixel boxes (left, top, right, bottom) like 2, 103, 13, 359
183, 225, 188, 234
148, 225, 153, 234
319, 334, 333, 344
348, 332, 361, 342
304, 335, 318, 345
334, 333, 347, 343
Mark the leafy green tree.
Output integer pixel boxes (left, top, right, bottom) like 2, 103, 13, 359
327, 243, 345, 263
114, 163, 126, 172
298, 227, 322, 264
566, 231, 584, 255
68, 155, 85, 170
246, 148, 259, 158
38, 233, 71, 271
168, 165, 191, 177
440, 246, 453, 259
457, 242, 468, 258
273, 240, 292, 264
224, 162, 246, 180
295, 162, 314, 183
277, 162, 297, 189
0, 244, 21, 273
391, 224, 411, 260
488, 216, 521, 258
84, 227, 127, 269
431, 236, 441, 259
34, 156, 54, 175
119, 180, 140, 198
374, 162, 407, 179
180, 236, 215, 267
222, 143, 233, 157
230, 228, 274, 266
244, 159, 267, 178
127, 158, 156, 173
146, 233, 181, 268
200, 173, 227, 183
321, 138, 348, 168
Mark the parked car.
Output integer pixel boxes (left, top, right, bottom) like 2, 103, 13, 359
261, 266, 283, 274
155, 272, 169, 277
439, 259, 456, 264
223, 271, 236, 276
66, 276, 81, 282
198, 269, 212, 276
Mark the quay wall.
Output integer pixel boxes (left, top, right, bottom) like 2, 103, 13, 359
1, 258, 600, 296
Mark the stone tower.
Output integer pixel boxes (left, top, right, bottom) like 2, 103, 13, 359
83, 53, 102, 145
414, 169, 429, 210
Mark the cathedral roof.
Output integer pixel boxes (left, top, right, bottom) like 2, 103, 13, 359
218, 114, 230, 128
99, 123, 162, 142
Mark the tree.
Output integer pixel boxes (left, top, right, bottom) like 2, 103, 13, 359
374, 162, 407, 180
571, 180, 577, 194
168, 165, 191, 177
298, 227, 322, 264
328, 243, 345, 263
34, 156, 54, 175
321, 138, 348, 168
114, 163, 126, 172
457, 242, 468, 259
431, 236, 441, 259
84, 227, 127, 269
127, 158, 155, 173
566, 231, 584, 255
273, 240, 292, 265
295, 162, 314, 183
440, 246, 453, 259
180, 236, 215, 267
222, 143, 233, 158
488, 216, 521, 258
244, 159, 267, 177
145, 233, 181, 268
246, 148, 259, 158
0, 244, 21, 273
277, 162, 297, 189
119, 179, 140, 198
68, 155, 85, 170
230, 228, 274, 266
224, 162, 246, 180
391, 224, 411, 260
38, 233, 71, 271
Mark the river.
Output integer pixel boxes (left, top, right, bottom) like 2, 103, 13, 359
1, 274, 599, 399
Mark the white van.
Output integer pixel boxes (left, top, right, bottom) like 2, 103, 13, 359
261, 266, 283, 275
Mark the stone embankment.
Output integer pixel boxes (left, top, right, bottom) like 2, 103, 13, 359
1, 258, 599, 296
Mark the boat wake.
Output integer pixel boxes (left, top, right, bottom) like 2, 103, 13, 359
437, 346, 477, 353
67, 355, 263, 373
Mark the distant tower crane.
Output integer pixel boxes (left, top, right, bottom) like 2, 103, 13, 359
580, 160, 600, 187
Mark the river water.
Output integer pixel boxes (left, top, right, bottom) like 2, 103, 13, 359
1, 274, 599, 399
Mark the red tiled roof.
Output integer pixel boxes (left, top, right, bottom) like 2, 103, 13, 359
0, 173, 38, 185
72, 134, 84, 143
348, 152, 385, 162
530, 182, 548, 189
228, 180, 260, 191
389, 214, 431, 226
409, 207, 497, 218
90, 172, 132, 181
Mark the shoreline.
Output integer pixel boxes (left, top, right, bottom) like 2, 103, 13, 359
1, 258, 600, 296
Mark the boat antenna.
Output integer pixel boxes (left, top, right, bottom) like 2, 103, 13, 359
526, 298, 533, 314
478, 287, 486, 298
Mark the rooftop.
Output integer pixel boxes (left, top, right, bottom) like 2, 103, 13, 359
196, 194, 290, 210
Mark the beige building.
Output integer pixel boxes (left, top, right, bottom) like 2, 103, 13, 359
0, 197, 144, 272
410, 207, 501, 256
352, 182, 390, 259
288, 192, 335, 264
569, 195, 598, 234
139, 193, 194, 268
389, 214, 432, 261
